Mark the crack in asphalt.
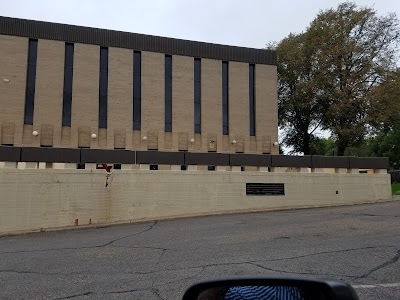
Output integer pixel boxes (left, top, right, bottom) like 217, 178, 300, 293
0, 221, 158, 255
151, 287, 165, 300
256, 246, 396, 262
152, 267, 205, 288
103, 288, 149, 295
248, 262, 358, 278
1, 245, 394, 281
99, 221, 158, 248
0, 269, 57, 276
358, 249, 400, 279
54, 291, 92, 299
55, 288, 156, 299
341, 213, 400, 218
155, 249, 168, 266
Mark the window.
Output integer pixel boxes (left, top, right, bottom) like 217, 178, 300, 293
194, 58, 201, 133
208, 165, 216, 171
181, 165, 187, 170
165, 55, 172, 132
114, 164, 121, 170
249, 64, 256, 136
99, 47, 108, 129
150, 164, 158, 170
62, 43, 74, 127
24, 39, 38, 125
133, 51, 141, 130
222, 61, 229, 135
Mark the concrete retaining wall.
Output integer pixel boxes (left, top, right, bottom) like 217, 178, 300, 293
0, 169, 392, 235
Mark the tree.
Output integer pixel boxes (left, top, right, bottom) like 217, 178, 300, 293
277, 33, 326, 155
277, 2, 400, 156
367, 132, 400, 169
309, 137, 336, 156
370, 69, 400, 130
367, 69, 400, 168
308, 2, 400, 155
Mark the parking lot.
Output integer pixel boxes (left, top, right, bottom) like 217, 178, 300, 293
0, 200, 399, 300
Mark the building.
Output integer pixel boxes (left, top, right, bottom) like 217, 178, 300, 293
0, 16, 278, 154
0, 18, 392, 236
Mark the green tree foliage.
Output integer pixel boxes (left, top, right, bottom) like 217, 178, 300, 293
309, 3, 400, 155
277, 33, 326, 155
367, 70, 400, 168
277, 2, 400, 156
367, 132, 400, 169
309, 137, 336, 156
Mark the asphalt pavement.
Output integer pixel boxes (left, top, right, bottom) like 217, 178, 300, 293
0, 201, 399, 300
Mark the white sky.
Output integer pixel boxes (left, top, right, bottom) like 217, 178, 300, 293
1, 0, 399, 49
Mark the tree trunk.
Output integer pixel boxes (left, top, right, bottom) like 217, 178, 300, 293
337, 139, 348, 156
302, 133, 311, 155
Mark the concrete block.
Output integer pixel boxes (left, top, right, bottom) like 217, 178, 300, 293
187, 165, 198, 171
270, 167, 285, 173
52, 163, 65, 169
17, 162, 38, 169
311, 168, 324, 173
231, 166, 241, 172
335, 168, 347, 174
121, 164, 133, 170
374, 169, 387, 174
140, 164, 150, 170
65, 163, 77, 169
216, 166, 226, 171
258, 166, 269, 172
0, 162, 17, 168
171, 165, 181, 171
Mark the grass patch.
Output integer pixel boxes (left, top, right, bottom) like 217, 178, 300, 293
392, 183, 400, 195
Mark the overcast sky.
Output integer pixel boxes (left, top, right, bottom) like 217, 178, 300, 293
1, 0, 399, 49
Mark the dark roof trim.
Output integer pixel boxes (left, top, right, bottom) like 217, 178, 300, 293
0, 146, 390, 169
0, 16, 276, 65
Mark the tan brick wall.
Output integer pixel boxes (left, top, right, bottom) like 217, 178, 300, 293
0, 35, 279, 153
141, 51, 164, 150
71, 43, 99, 148
229, 62, 249, 151
108, 47, 133, 149
34, 39, 64, 147
256, 64, 278, 154
0, 35, 28, 146
202, 59, 222, 152
172, 55, 194, 148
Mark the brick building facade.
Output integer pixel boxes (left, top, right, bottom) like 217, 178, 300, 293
0, 16, 278, 154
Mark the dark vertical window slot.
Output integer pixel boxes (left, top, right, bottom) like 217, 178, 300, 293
249, 64, 256, 136
194, 58, 201, 133
99, 47, 108, 129
222, 61, 229, 135
133, 51, 142, 130
165, 54, 172, 132
24, 38, 38, 125
62, 43, 74, 127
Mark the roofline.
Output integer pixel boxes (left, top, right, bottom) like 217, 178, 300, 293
0, 16, 276, 65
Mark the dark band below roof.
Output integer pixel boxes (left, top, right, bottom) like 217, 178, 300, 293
0, 16, 276, 65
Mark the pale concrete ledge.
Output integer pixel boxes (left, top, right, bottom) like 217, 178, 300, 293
0, 161, 389, 176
